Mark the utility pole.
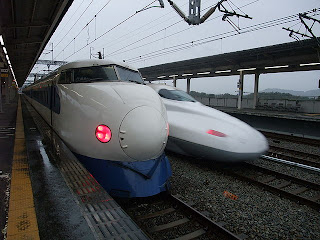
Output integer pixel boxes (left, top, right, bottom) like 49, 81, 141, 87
283, 9, 320, 46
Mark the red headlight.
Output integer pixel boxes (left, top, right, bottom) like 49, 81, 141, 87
207, 129, 226, 137
96, 125, 112, 143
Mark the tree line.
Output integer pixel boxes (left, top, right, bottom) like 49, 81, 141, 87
189, 91, 318, 100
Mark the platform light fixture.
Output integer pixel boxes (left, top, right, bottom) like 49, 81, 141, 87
197, 71, 211, 75
0, 35, 17, 86
215, 70, 231, 74
300, 62, 320, 67
2, 46, 7, 55
0, 35, 4, 45
182, 73, 193, 76
265, 65, 289, 69
169, 74, 179, 78
157, 75, 166, 79
237, 68, 256, 71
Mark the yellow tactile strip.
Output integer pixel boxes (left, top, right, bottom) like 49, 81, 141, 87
7, 97, 40, 240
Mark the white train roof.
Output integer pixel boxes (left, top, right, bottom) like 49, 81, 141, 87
59, 59, 138, 72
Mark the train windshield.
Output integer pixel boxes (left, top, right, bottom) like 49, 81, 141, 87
158, 89, 197, 102
73, 66, 118, 83
116, 66, 143, 84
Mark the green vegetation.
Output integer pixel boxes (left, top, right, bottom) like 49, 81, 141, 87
190, 91, 311, 100
244, 92, 310, 100
189, 91, 215, 98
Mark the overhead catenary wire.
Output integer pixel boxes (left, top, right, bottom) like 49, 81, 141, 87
37, 0, 158, 74
55, 0, 257, 64
94, 0, 194, 52
97, 0, 227, 52
125, 17, 302, 63
38, 0, 255, 74
50, 0, 86, 43
54, 0, 113, 60
124, 10, 318, 64
106, 0, 259, 57
125, 9, 319, 62
36, 0, 97, 75
54, 0, 95, 49
62, 0, 160, 61
104, 2, 217, 57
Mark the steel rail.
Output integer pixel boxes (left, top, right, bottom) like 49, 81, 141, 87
261, 130, 320, 147
227, 162, 320, 211
261, 155, 320, 173
268, 145, 320, 169
119, 193, 243, 240
167, 194, 242, 240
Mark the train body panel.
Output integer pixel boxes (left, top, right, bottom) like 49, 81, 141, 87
148, 84, 269, 162
23, 59, 171, 197
53, 82, 167, 161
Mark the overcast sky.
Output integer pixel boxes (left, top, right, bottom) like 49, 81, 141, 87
33, 0, 320, 94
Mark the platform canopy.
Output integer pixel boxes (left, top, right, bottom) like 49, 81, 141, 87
0, 0, 74, 87
139, 38, 320, 81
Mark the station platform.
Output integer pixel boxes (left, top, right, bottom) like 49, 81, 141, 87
214, 106, 320, 139
0, 96, 18, 240
1, 95, 148, 240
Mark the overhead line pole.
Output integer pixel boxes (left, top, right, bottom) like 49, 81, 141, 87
299, 13, 320, 46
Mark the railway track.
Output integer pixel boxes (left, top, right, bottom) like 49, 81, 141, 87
117, 193, 244, 240
222, 162, 320, 211
260, 130, 320, 147
267, 145, 320, 169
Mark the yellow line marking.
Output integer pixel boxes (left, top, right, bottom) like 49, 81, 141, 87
7, 97, 40, 240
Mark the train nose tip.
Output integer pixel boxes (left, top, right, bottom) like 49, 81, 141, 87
119, 106, 168, 160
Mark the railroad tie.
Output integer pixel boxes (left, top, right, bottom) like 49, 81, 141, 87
274, 181, 291, 189
290, 187, 308, 195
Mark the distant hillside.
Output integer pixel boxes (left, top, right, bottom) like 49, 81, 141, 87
262, 88, 320, 97
190, 91, 314, 100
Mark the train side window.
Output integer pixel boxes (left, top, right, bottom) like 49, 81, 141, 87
158, 89, 176, 100
158, 89, 196, 102
59, 72, 66, 83
73, 66, 117, 83
59, 70, 73, 84
65, 70, 73, 83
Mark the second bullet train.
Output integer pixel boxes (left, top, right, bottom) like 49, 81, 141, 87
23, 60, 172, 198
147, 84, 269, 162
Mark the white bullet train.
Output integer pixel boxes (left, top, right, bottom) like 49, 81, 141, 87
23, 59, 172, 198
147, 84, 269, 162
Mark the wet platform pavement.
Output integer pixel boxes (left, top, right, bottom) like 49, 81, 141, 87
1, 96, 148, 240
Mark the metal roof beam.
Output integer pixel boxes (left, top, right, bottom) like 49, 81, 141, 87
2, 21, 50, 29
6, 37, 42, 45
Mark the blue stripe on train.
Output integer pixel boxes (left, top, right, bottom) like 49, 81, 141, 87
73, 152, 172, 198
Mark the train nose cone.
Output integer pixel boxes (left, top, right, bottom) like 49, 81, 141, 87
119, 106, 168, 161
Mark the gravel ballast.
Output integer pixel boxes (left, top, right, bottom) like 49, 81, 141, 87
167, 151, 320, 240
